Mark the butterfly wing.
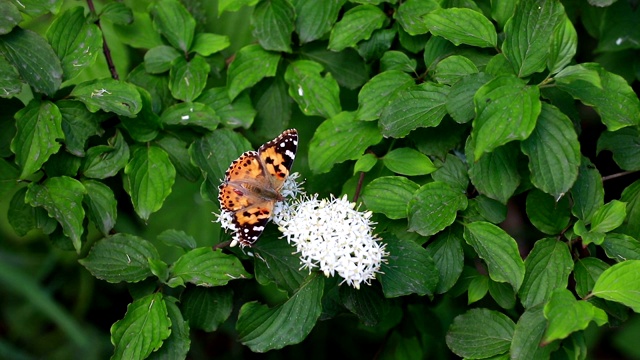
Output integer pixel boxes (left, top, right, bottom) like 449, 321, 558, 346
258, 129, 298, 191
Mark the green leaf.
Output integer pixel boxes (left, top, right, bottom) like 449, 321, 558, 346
300, 44, 369, 89
490, 1, 516, 29
147, 298, 189, 360
380, 51, 417, 73
252, 0, 295, 52
591, 200, 627, 234
467, 275, 489, 304
111, 293, 171, 360
408, 182, 468, 237
189, 129, 251, 202
71, 78, 142, 117
431, 154, 469, 192
355, 70, 414, 121
46, 7, 102, 80
357, 28, 396, 62
620, 180, 640, 239
354, 153, 378, 174
472, 75, 541, 160
8, 187, 37, 237
464, 221, 525, 292
79, 233, 160, 282
489, 280, 516, 310
571, 157, 604, 224
113, 11, 163, 49
25, 176, 86, 252
169, 56, 210, 102
548, 16, 577, 74
252, 236, 308, 295
100, 2, 133, 25
169, 248, 251, 287
433, 55, 478, 85
227, 44, 280, 101
574, 258, 609, 299
159, 102, 219, 131
394, 0, 438, 35
511, 306, 555, 360
57, 100, 104, 157
82, 180, 117, 236
592, 260, 640, 312
237, 274, 323, 352
521, 103, 580, 198
198, 87, 257, 129
556, 63, 640, 131
445, 72, 493, 124
151, 0, 195, 52
543, 288, 608, 344
0, 1, 21, 35
294, 0, 344, 44
501, 0, 564, 77
518, 238, 573, 308
0, 28, 62, 96
423, 35, 456, 70
10, 100, 63, 180
308, 112, 381, 173
597, 127, 640, 171
82, 130, 130, 179
8, 0, 62, 17
0, 54, 22, 98
602, 233, 640, 262
124, 146, 176, 221
328, 4, 387, 52
284, 60, 341, 118
573, 219, 605, 246
190, 33, 229, 57
219, 0, 259, 14
446, 308, 515, 359
380, 82, 449, 138
144, 45, 181, 74
250, 75, 291, 139
180, 287, 232, 331
467, 142, 520, 204
361, 176, 420, 219
425, 225, 464, 294
384, 148, 436, 176
121, 88, 162, 143
525, 189, 571, 235
157, 229, 197, 251
424, 8, 497, 48
154, 135, 200, 182
339, 285, 390, 327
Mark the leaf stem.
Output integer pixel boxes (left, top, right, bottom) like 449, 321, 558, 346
87, 0, 119, 80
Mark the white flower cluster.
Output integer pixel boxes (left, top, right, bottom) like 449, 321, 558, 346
215, 174, 388, 289
275, 194, 388, 289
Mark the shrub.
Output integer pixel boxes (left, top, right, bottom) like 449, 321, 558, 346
2, 0, 640, 359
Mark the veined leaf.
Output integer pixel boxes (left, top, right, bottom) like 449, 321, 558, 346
11, 100, 64, 180
169, 248, 251, 287
446, 308, 515, 359
111, 293, 171, 360
328, 5, 387, 51
424, 8, 497, 48
150, 0, 195, 52
361, 176, 420, 219
252, 0, 295, 52
284, 60, 341, 118
408, 181, 468, 237
124, 146, 176, 221
227, 44, 280, 101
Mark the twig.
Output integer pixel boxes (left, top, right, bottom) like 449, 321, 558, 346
87, 0, 119, 80
602, 170, 635, 182
353, 171, 366, 203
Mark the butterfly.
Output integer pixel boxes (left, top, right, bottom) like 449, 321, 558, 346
218, 129, 298, 246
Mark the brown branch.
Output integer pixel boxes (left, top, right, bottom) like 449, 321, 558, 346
353, 171, 366, 203
602, 170, 635, 182
87, 0, 119, 80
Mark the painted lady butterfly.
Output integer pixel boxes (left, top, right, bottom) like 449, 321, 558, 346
218, 129, 298, 246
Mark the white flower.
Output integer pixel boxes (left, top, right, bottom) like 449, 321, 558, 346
276, 194, 388, 289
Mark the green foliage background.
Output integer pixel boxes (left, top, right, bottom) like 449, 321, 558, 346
2, 0, 640, 359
